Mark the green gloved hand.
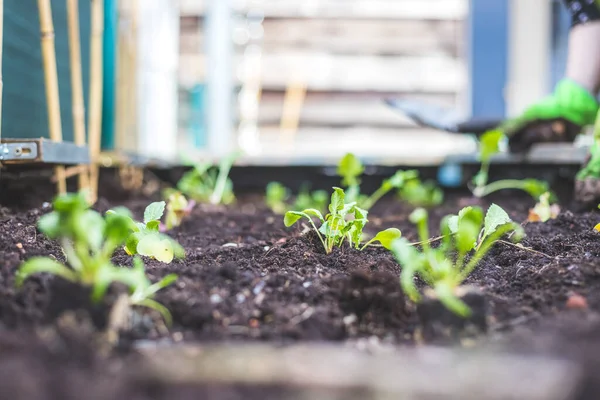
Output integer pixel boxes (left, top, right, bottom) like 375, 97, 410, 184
502, 79, 599, 153
575, 110, 600, 204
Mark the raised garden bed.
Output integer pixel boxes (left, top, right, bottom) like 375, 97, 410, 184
1, 166, 600, 399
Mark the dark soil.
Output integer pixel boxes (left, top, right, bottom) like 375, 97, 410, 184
2, 174, 600, 398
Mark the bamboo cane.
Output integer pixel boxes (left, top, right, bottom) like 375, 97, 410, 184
88, 0, 104, 203
38, 0, 67, 195
67, 0, 90, 193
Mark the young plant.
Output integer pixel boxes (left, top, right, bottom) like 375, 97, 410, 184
471, 130, 550, 199
177, 152, 238, 205
265, 182, 290, 214
337, 152, 421, 210
163, 191, 195, 230
390, 204, 523, 317
13, 194, 140, 301
292, 185, 328, 213
283, 187, 402, 254
527, 192, 560, 222
118, 257, 178, 325
398, 178, 444, 207
108, 201, 184, 264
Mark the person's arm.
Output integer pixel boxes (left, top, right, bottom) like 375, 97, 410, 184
565, 21, 600, 95
503, 0, 600, 153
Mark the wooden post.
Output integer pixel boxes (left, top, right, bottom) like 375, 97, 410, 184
67, 0, 90, 193
88, 0, 104, 203
37, 0, 67, 195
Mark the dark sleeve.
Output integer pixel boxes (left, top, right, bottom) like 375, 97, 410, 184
563, 0, 600, 26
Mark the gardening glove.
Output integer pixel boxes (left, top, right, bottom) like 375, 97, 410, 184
502, 79, 599, 153
575, 110, 600, 204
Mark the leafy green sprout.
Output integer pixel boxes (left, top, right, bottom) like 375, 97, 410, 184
284, 187, 402, 254
163, 191, 195, 231
265, 182, 329, 215
390, 204, 523, 317
107, 201, 184, 264
119, 257, 178, 325
398, 178, 444, 207
177, 152, 239, 205
471, 130, 550, 200
336, 152, 422, 210
15, 193, 178, 323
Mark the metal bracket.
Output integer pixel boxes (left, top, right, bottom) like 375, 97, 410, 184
0, 142, 38, 161
0, 138, 89, 165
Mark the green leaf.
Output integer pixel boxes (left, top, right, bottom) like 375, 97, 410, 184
479, 130, 504, 162
145, 220, 160, 231
329, 187, 345, 214
144, 201, 166, 224
125, 232, 143, 256
482, 204, 512, 241
145, 273, 178, 298
446, 215, 459, 234
37, 212, 61, 238
137, 234, 175, 264
16, 257, 78, 287
303, 208, 325, 222
104, 212, 133, 246
135, 298, 174, 326
369, 228, 402, 250
53, 192, 88, 213
337, 153, 364, 186
409, 208, 427, 225
521, 179, 550, 199
75, 210, 105, 252
455, 206, 483, 253
284, 211, 306, 227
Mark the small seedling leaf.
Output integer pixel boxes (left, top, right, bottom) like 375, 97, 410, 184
479, 130, 504, 162
483, 204, 512, 240
37, 212, 61, 238
284, 211, 305, 227
337, 153, 364, 186
137, 234, 174, 264
329, 187, 345, 214
144, 201, 166, 224
370, 228, 402, 250
15, 257, 78, 287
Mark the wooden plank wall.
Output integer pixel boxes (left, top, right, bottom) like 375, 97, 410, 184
178, 0, 473, 164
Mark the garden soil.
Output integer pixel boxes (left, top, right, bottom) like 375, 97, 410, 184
2, 175, 600, 398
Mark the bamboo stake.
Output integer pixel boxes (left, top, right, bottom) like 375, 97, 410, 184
38, 0, 67, 194
67, 0, 90, 193
88, 0, 105, 203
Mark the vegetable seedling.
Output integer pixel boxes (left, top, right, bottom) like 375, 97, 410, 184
471, 130, 551, 200
14, 194, 154, 303
177, 152, 239, 205
163, 191, 195, 231
108, 201, 185, 264
336, 153, 421, 210
284, 187, 402, 254
117, 257, 178, 325
265, 182, 290, 214
398, 178, 444, 207
390, 204, 523, 317
528, 192, 560, 222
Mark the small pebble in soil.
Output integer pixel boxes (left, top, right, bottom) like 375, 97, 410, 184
566, 293, 588, 309
343, 314, 357, 326
253, 280, 266, 295
172, 332, 183, 342
222, 243, 238, 248
236, 293, 246, 304
210, 294, 223, 304
302, 281, 312, 288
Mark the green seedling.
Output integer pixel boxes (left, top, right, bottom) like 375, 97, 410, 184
108, 201, 184, 264
471, 130, 551, 200
118, 257, 178, 325
265, 182, 290, 214
284, 187, 402, 254
163, 191, 195, 230
390, 204, 523, 317
528, 192, 560, 222
177, 152, 239, 205
337, 153, 421, 210
293, 185, 328, 213
13, 194, 139, 301
398, 178, 444, 207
